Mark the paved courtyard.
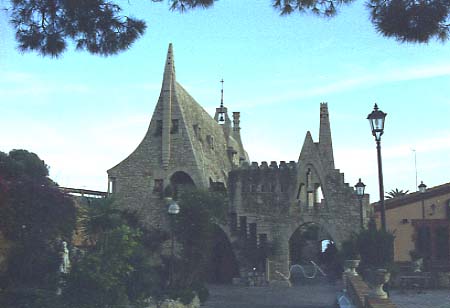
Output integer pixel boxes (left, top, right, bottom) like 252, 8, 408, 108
390, 289, 450, 308
202, 282, 450, 308
203, 281, 341, 308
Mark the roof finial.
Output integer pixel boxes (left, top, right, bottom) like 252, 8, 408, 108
218, 79, 225, 123
220, 78, 224, 109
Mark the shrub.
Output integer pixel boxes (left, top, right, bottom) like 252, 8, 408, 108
357, 226, 395, 270
341, 235, 360, 260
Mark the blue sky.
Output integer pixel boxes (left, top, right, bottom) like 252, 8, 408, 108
1, 0, 450, 199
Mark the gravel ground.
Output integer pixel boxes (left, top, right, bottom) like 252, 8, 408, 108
202, 277, 450, 308
202, 281, 341, 308
389, 289, 450, 308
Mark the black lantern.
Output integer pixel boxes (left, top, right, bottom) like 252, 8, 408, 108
355, 178, 366, 198
418, 181, 427, 220
367, 103, 387, 141
418, 181, 427, 194
355, 178, 366, 229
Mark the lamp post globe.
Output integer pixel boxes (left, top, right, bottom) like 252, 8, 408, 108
167, 198, 179, 287
168, 201, 180, 216
367, 103, 387, 231
355, 178, 366, 229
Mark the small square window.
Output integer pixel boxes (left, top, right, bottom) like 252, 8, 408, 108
193, 124, 202, 141
108, 177, 116, 194
153, 179, 164, 193
206, 135, 214, 149
155, 120, 163, 136
171, 119, 179, 134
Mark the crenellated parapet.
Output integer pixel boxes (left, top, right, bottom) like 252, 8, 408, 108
237, 160, 297, 170
228, 161, 298, 216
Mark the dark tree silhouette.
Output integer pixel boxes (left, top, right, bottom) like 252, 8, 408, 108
273, 0, 355, 17
152, 0, 215, 11
4, 0, 450, 58
368, 0, 450, 43
0, 150, 77, 307
8, 0, 146, 57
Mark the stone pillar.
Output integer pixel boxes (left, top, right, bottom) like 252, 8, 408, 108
318, 102, 335, 169
267, 226, 291, 286
232, 112, 240, 131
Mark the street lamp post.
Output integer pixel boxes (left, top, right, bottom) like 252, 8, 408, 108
418, 181, 427, 264
167, 198, 180, 287
367, 104, 387, 232
355, 178, 366, 230
418, 181, 427, 220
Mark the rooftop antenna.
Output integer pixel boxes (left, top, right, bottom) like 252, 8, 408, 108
412, 149, 418, 191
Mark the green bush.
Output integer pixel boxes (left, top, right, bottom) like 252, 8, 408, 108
356, 226, 395, 270
0, 288, 62, 308
167, 287, 196, 305
193, 282, 209, 303
341, 235, 360, 260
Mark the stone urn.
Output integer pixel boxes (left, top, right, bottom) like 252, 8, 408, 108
371, 269, 391, 299
412, 258, 423, 272
344, 260, 360, 276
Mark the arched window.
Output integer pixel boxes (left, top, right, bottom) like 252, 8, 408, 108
314, 184, 324, 204
169, 171, 195, 199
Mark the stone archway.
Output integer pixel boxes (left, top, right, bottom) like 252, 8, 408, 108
169, 171, 195, 199
203, 224, 240, 284
287, 222, 338, 283
289, 223, 334, 266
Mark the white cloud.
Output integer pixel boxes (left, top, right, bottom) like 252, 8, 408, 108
0, 70, 92, 103
332, 131, 450, 198
0, 71, 35, 83
235, 62, 450, 108
0, 71, 162, 105
381, 133, 450, 159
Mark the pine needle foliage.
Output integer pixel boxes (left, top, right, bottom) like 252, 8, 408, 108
4, 0, 450, 58
368, 0, 450, 43
8, 0, 146, 57
152, 0, 216, 12
273, 0, 356, 17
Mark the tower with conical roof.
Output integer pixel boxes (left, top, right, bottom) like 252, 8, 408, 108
107, 44, 248, 227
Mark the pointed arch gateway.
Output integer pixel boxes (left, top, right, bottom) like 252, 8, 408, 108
289, 222, 334, 266
203, 224, 240, 283
287, 222, 339, 284
169, 171, 196, 199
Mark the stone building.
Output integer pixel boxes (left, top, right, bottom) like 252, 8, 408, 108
108, 44, 247, 229
108, 44, 367, 283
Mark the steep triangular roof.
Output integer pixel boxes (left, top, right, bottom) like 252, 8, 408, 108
298, 131, 319, 162
108, 44, 246, 188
